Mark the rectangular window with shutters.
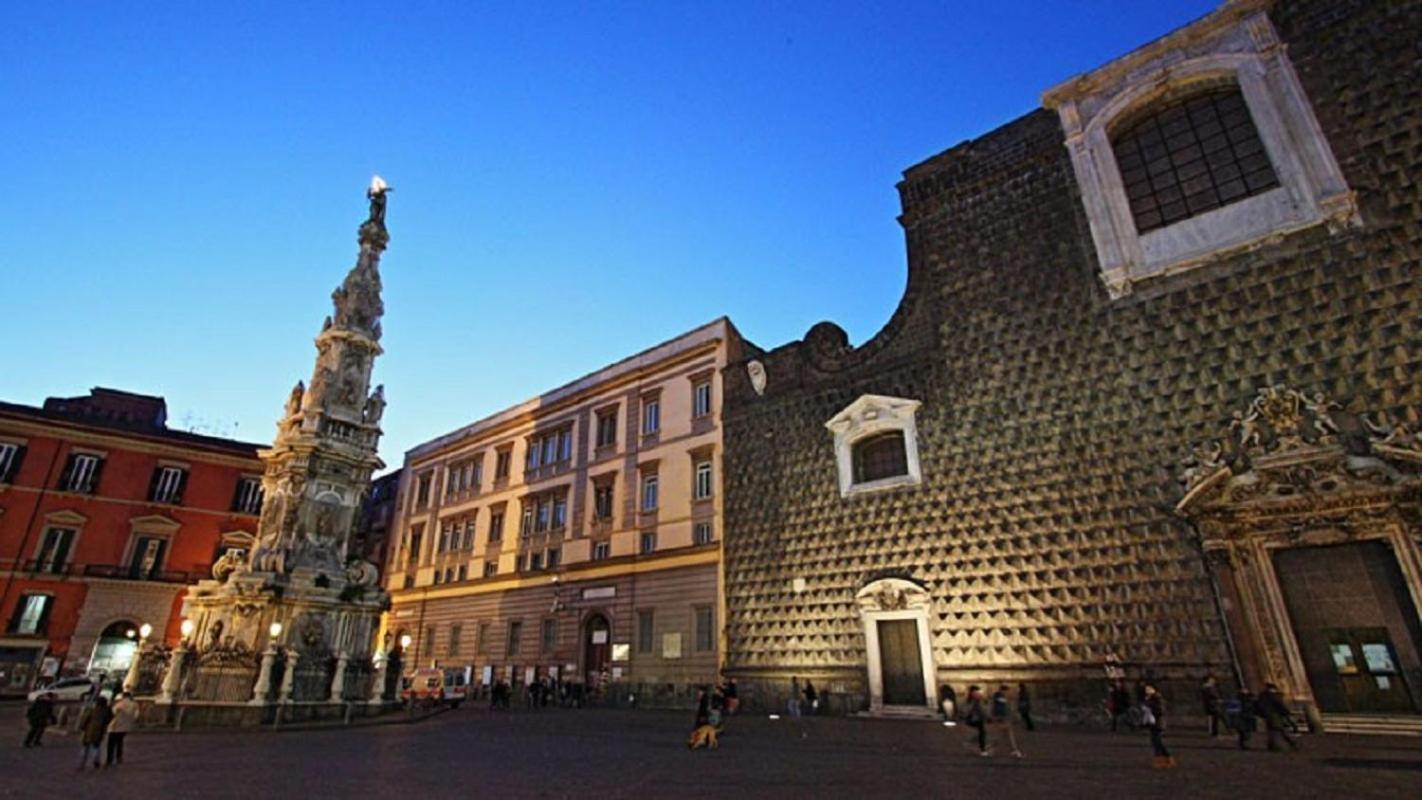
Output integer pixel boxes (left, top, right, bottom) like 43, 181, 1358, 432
541, 619, 557, 654
642, 397, 660, 435
35, 527, 75, 574
128, 536, 168, 579
61, 453, 103, 494
0, 442, 25, 483
232, 477, 264, 514
695, 606, 714, 652
641, 475, 658, 511
693, 522, 713, 546
521, 505, 534, 537
507, 620, 523, 657
7, 593, 53, 635
552, 496, 567, 529
488, 510, 504, 544
595, 410, 617, 449
593, 484, 614, 520
637, 610, 654, 654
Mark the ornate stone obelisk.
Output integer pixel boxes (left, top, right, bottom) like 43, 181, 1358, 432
175, 179, 394, 704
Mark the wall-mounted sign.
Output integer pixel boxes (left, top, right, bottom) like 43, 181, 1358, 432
611, 643, 630, 662
591, 630, 608, 644
662, 632, 682, 659
582, 587, 616, 600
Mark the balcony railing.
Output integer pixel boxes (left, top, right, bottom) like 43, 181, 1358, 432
0, 559, 202, 584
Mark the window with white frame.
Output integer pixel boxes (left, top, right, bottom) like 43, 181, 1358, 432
149, 465, 187, 504
593, 482, 615, 521
693, 460, 713, 500
484, 561, 498, 577
825, 395, 923, 498
128, 535, 168, 579
488, 509, 505, 543
692, 380, 712, 419
232, 477, 264, 514
592, 541, 611, 561
639, 531, 657, 555
60, 453, 103, 494
641, 395, 660, 435
641, 474, 659, 511
693, 521, 713, 546
1042, 5, 1357, 298
595, 408, 618, 449
0, 442, 24, 483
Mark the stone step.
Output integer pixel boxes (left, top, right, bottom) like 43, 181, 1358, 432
1322, 714, 1422, 736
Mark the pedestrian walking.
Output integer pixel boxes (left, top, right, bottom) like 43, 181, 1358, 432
1200, 674, 1226, 737
940, 684, 958, 721
1016, 683, 1035, 732
23, 691, 57, 748
1257, 683, 1302, 752
988, 685, 1023, 758
76, 696, 113, 771
788, 677, 803, 719
106, 691, 139, 766
961, 685, 989, 756
1232, 689, 1258, 750
803, 679, 819, 715
1142, 683, 1173, 769
723, 676, 739, 716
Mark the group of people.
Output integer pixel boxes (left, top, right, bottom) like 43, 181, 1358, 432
948, 683, 1033, 759
687, 677, 741, 750
23, 689, 141, 771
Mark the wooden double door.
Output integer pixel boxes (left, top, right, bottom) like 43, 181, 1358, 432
877, 619, 926, 706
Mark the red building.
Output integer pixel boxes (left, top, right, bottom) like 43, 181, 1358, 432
0, 388, 265, 695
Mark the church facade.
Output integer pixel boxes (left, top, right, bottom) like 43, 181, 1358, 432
719, 0, 1421, 728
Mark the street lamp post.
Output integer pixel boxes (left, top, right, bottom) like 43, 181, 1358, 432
250, 621, 283, 706
122, 622, 152, 692
368, 649, 388, 706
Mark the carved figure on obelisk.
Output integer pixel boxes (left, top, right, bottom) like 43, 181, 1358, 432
284, 381, 304, 419
364, 385, 386, 425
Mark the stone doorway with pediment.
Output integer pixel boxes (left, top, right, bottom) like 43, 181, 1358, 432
856, 577, 938, 715
1176, 386, 1422, 729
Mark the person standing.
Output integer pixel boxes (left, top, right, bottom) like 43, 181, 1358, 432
961, 685, 989, 756
1257, 683, 1302, 752
940, 685, 958, 721
1200, 674, 1226, 737
1016, 683, 1035, 732
23, 692, 57, 748
989, 685, 1024, 758
75, 696, 113, 771
1143, 683, 1173, 769
802, 679, 819, 715
788, 677, 802, 719
1109, 680, 1132, 732
723, 676, 739, 716
106, 691, 139, 766
1233, 689, 1258, 750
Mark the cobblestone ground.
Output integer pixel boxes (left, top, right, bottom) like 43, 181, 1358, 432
1, 703, 1419, 799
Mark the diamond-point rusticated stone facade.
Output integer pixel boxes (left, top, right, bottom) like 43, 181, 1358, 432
721, 0, 1422, 724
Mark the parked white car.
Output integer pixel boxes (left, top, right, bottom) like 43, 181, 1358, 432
27, 676, 105, 703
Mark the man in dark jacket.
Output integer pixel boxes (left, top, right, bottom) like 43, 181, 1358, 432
1200, 674, 1226, 737
24, 692, 57, 747
1257, 683, 1302, 752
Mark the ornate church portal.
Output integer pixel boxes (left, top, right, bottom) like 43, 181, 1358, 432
856, 578, 937, 713
1178, 386, 1422, 725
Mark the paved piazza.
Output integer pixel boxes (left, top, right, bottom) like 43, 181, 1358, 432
2, 704, 1418, 799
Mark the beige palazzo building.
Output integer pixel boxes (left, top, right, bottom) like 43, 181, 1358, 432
383, 319, 740, 698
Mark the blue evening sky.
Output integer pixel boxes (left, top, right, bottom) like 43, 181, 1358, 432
2, 1, 1215, 469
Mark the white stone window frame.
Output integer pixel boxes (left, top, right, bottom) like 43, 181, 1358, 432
825, 394, 923, 499
124, 515, 181, 578
1043, 3, 1358, 299
33, 510, 88, 573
